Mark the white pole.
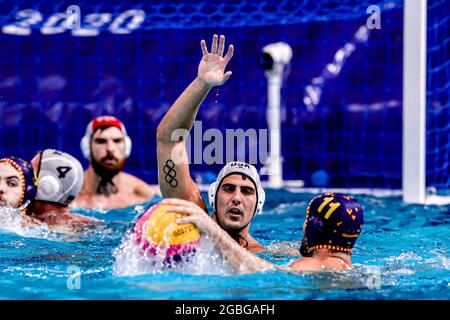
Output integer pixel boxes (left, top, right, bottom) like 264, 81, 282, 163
262, 42, 292, 188
403, 0, 427, 203
266, 72, 283, 188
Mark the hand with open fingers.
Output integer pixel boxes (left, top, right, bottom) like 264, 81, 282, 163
197, 34, 234, 87
161, 198, 216, 234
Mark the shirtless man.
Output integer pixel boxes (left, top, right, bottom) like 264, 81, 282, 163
27, 149, 100, 233
74, 116, 160, 209
164, 192, 364, 273
156, 34, 265, 253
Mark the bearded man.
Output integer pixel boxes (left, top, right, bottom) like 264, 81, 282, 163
74, 116, 160, 210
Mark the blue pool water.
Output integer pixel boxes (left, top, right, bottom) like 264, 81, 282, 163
0, 190, 449, 299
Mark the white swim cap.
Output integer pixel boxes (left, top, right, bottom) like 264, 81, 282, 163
207, 161, 265, 215
80, 115, 132, 160
35, 149, 84, 206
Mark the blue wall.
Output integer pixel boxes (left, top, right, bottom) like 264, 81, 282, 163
0, 1, 407, 189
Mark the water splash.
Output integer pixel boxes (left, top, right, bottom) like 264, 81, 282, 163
112, 230, 234, 277
0, 206, 82, 242
214, 88, 220, 104
266, 240, 302, 256
0, 206, 24, 233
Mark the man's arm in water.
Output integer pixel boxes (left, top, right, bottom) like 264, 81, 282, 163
165, 198, 321, 273
163, 198, 277, 274
156, 34, 234, 210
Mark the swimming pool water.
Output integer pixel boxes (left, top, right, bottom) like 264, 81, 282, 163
0, 190, 449, 299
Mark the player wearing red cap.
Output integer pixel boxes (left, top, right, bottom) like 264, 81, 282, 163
74, 116, 160, 210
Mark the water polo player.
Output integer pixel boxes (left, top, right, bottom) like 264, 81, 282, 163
292, 192, 364, 270
0, 157, 37, 211
74, 115, 160, 210
26, 149, 100, 233
164, 192, 364, 273
156, 34, 265, 252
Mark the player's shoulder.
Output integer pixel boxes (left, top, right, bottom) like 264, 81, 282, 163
121, 172, 155, 195
121, 171, 146, 184
290, 257, 321, 271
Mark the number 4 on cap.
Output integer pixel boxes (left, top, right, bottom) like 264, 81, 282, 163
57, 166, 72, 179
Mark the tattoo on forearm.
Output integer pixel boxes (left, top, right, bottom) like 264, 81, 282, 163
164, 159, 178, 188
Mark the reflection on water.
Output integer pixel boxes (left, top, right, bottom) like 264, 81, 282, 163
1, 193, 450, 299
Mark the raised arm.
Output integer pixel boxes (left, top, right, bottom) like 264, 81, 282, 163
156, 35, 234, 209
162, 198, 276, 274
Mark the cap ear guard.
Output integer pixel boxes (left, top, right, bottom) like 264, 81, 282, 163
207, 181, 217, 211
255, 187, 265, 214
80, 135, 90, 160
124, 136, 132, 158
36, 174, 62, 200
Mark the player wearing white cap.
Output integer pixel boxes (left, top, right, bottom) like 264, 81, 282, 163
156, 34, 265, 252
26, 149, 100, 233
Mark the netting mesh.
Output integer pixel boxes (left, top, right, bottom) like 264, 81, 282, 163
426, 0, 450, 195
3, 0, 445, 192
0, 0, 401, 30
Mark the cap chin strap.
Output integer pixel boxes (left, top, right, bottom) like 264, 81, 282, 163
212, 211, 250, 248
90, 157, 123, 195
18, 200, 31, 211
299, 238, 313, 257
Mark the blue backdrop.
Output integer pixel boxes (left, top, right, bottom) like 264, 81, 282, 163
0, 0, 447, 192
